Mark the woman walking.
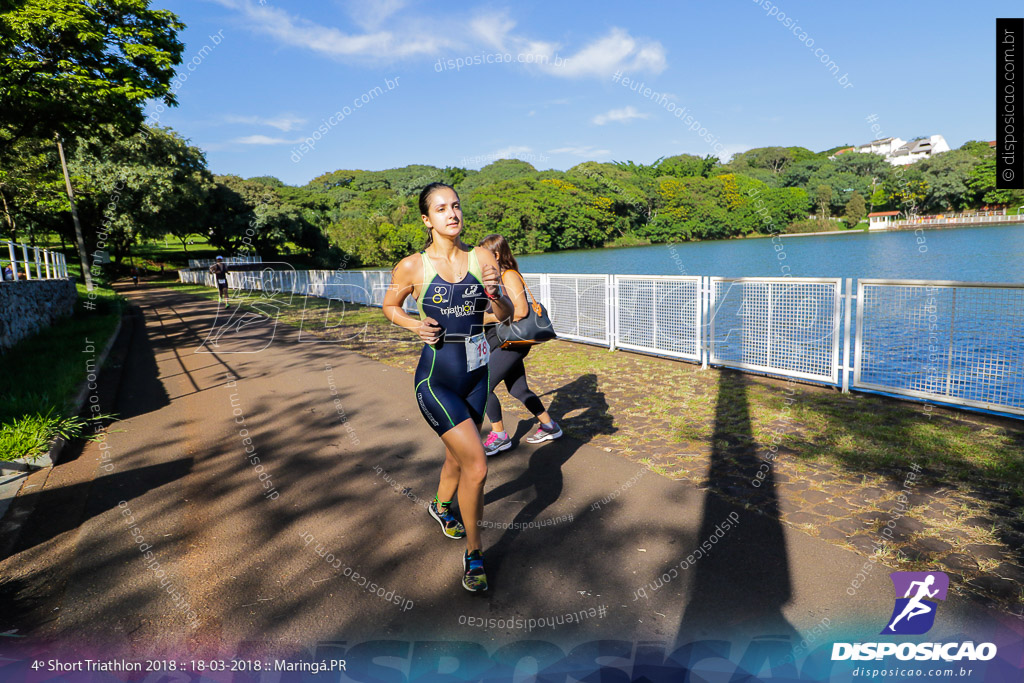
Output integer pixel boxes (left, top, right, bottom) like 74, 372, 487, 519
382, 183, 513, 592
478, 234, 561, 456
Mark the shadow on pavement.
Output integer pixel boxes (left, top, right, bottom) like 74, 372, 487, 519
676, 369, 798, 649
483, 372, 615, 588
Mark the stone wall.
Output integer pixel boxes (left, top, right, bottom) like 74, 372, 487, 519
0, 279, 78, 350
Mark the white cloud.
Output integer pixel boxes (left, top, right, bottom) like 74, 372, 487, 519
211, 2, 665, 76
492, 145, 533, 158
547, 146, 612, 157
210, 0, 446, 59
347, 0, 408, 30
469, 11, 517, 51
592, 106, 649, 126
539, 28, 666, 78
224, 114, 307, 132
232, 134, 304, 145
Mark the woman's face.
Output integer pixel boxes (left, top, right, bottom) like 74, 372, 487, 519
421, 187, 462, 239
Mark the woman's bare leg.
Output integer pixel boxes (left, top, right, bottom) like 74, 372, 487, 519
439, 420, 488, 551
436, 446, 460, 504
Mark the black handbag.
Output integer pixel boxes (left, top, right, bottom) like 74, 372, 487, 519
494, 271, 556, 349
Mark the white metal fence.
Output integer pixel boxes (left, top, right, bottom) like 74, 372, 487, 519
3, 241, 69, 281
179, 267, 1024, 418
854, 279, 1024, 416
887, 214, 1022, 229
187, 255, 262, 269
709, 277, 842, 385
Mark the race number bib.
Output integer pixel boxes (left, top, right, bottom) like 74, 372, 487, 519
466, 332, 490, 372
217, 278, 227, 285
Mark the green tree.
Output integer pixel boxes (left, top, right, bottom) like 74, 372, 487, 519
658, 154, 719, 179
966, 158, 1024, 207
958, 140, 994, 158
0, 0, 185, 287
458, 159, 537, 192
843, 191, 866, 229
814, 185, 832, 224
0, 130, 66, 242
884, 165, 928, 216
71, 125, 213, 261
918, 150, 982, 212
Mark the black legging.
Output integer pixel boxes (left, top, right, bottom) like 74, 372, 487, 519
486, 344, 545, 424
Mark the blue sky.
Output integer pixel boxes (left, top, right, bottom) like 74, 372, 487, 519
152, 0, 1018, 186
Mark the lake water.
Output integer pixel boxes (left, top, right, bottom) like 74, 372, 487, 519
515, 223, 1024, 283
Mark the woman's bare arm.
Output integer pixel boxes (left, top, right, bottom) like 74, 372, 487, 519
476, 247, 513, 324
482, 269, 529, 324
383, 255, 441, 345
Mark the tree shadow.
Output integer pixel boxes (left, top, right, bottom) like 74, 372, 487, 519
676, 369, 798, 652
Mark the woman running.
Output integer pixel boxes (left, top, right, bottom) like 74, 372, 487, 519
382, 183, 513, 592
478, 234, 561, 456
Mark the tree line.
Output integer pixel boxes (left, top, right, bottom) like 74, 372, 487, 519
2, 3, 1018, 273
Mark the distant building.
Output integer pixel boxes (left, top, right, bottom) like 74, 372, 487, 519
852, 135, 949, 165
888, 135, 950, 165
857, 137, 906, 157
868, 211, 900, 231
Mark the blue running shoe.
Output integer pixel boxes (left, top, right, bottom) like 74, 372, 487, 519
429, 499, 466, 539
463, 549, 488, 592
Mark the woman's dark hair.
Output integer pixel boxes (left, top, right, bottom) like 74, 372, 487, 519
478, 234, 519, 272
418, 182, 458, 249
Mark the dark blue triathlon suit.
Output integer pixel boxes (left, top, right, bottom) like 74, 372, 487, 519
413, 248, 491, 436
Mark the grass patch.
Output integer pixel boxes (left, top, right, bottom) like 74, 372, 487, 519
0, 280, 123, 461
0, 408, 112, 462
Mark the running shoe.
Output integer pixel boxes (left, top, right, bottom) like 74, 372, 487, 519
429, 500, 466, 539
525, 421, 562, 444
462, 549, 488, 592
483, 431, 512, 456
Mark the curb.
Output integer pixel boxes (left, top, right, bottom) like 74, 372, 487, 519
0, 311, 125, 526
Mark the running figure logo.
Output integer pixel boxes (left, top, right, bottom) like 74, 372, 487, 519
881, 571, 949, 635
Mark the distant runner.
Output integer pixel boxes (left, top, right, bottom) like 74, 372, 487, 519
209, 256, 229, 307
382, 183, 513, 592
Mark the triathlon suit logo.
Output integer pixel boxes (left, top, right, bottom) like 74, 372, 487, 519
428, 284, 452, 306
881, 571, 949, 635
461, 284, 480, 298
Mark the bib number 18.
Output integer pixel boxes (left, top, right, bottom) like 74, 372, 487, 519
466, 333, 490, 372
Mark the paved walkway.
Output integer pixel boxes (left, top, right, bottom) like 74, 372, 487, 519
0, 285, 1017, 662
317, 298, 1024, 611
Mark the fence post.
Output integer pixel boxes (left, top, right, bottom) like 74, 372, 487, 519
701, 277, 710, 369
842, 278, 853, 393
607, 275, 616, 351
21, 243, 31, 279
945, 288, 957, 398
8, 241, 17, 277
43, 249, 51, 278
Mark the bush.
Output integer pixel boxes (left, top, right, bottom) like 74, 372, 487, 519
784, 219, 826, 234
0, 407, 113, 462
